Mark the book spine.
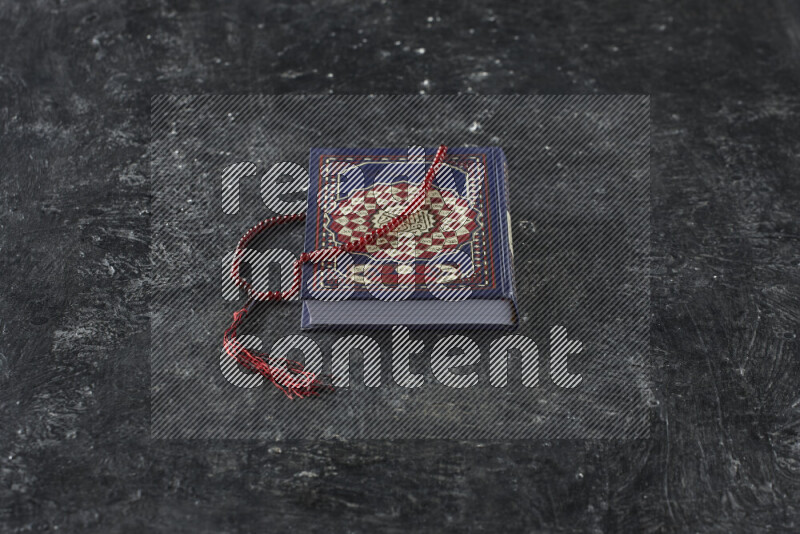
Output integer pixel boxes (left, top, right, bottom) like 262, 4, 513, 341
494, 148, 517, 309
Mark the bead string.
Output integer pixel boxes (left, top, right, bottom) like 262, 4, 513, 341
224, 145, 449, 398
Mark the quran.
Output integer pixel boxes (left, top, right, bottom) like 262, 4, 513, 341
300, 146, 517, 329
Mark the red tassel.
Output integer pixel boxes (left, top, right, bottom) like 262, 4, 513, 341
223, 301, 330, 398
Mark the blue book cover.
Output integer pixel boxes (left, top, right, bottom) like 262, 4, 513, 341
300, 146, 517, 329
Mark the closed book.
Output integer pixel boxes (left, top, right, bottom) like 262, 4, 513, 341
300, 146, 517, 329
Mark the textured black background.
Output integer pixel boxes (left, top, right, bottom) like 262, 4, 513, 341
1, 0, 799, 532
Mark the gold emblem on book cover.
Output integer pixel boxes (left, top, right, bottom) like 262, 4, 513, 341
371, 207, 435, 236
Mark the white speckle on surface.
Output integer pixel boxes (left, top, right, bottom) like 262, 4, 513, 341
468, 121, 481, 133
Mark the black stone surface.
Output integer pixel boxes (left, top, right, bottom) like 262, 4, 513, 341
1, 0, 799, 532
